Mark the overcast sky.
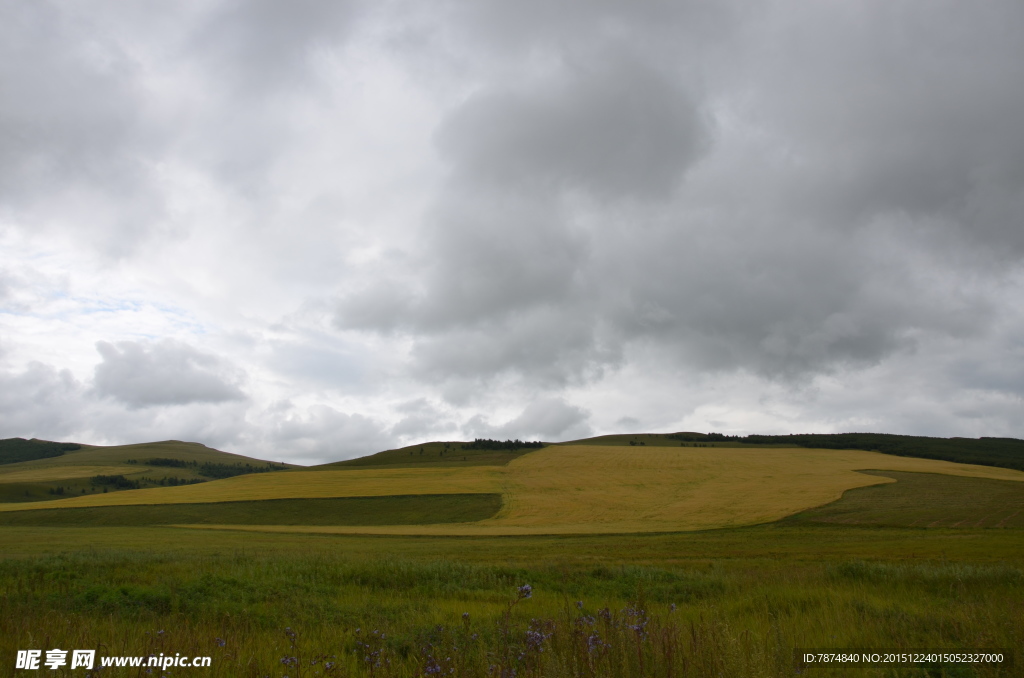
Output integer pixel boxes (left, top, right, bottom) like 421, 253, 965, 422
2, 0, 1023, 464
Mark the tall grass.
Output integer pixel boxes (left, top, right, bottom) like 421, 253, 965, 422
2, 548, 1020, 677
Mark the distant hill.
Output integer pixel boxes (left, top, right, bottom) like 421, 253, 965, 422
0, 439, 297, 503
317, 431, 1024, 474
314, 439, 545, 471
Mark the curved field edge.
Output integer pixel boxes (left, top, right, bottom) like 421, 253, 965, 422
6, 446, 1024, 536
176, 449, 1024, 536
0, 494, 502, 527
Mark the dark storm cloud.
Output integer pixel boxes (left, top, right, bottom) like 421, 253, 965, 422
336, 0, 1024, 392
740, 1, 1024, 254
435, 55, 708, 199
336, 50, 710, 382
93, 340, 245, 408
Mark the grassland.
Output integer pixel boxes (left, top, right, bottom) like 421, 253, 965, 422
0, 526, 1021, 677
787, 471, 1024, 528
3, 437, 1023, 676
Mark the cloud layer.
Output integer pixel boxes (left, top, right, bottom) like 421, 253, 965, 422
2, 0, 1023, 463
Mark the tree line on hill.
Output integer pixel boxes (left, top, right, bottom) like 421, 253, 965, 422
0, 438, 81, 466
90, 474, 207, 490
124, 458, 288, 479
460, 439, 545, 451
667, 432, 1024, 472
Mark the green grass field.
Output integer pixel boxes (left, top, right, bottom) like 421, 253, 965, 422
788, 471, 1024, 528
0, 493, 501, 527
0, 526, 1021, 677
2, 435, 1023, 676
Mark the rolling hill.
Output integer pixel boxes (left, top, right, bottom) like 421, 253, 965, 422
0, 439, 295, 503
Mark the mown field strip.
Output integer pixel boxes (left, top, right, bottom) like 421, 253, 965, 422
0, 467, 503, 511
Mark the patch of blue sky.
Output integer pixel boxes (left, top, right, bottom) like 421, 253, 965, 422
267, 331, 369, 392
51, 297, 211, 337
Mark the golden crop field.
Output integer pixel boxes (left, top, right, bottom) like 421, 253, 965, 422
6, 445, 1024, 535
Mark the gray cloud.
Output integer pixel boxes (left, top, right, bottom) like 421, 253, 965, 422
3, 0, 1024, 454
189, 0, 359, 97
93, 340, 246, 409
0, 362, 84, 440
466, 398, 592, 441
266, 402, 393, 463
738, 1, 1024, 254
436, 54, 708, 199
0, 1, 164, 254
335, 0, 1024, 393
388, 398, 458, 440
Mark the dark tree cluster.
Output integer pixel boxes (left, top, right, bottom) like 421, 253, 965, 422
125, 458, 287, 478
461, 439, 545, 451
139, 457, 189, 468
0, 438, 81, 466
666, 433, 735, 443
90, 474, 142, 490
194, 461, 288, 479
145, 476, 205, 487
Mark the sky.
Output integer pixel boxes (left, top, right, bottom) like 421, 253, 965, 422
2, 0, 1023, 464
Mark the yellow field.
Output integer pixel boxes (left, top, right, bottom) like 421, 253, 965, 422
5, 445, 1024, 535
